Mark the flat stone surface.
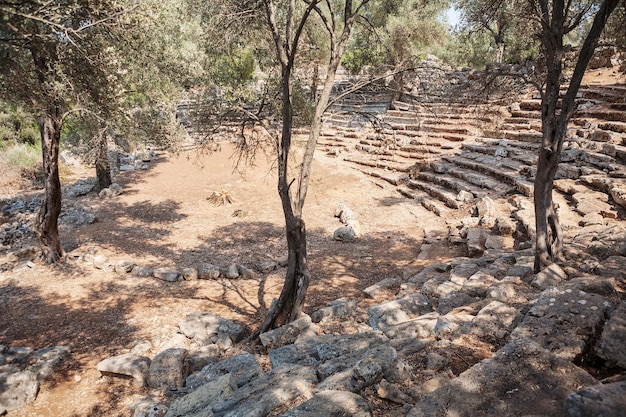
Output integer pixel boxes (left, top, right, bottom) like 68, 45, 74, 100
210, 365, 317, 417
310, 298, 358, 323
185, 353, 262, 390
368, 293, 433, 332
597, 301, 626, 368
279, 390, 371, 417
510, 286, 611, 360
25, 345, 70, 382
165, 374, 235, 417
461, 271, 498, 297
531, 263, 566, 290
407, 339, 597, 417
464, 300, 521, 342
96, 353, 151, 386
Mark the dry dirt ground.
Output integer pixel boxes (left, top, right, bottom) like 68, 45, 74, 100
1, 140, 473, 417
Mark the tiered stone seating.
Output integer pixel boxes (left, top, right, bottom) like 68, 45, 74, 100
319, 66, 625, 255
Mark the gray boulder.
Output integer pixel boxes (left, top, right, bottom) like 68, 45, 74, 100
153, 268, 181, 282
178, 312, 244, 347
199, 263, 220, 279
368, 293, 433, 332
185, 353, 262, 390
165, 374, 235, 417
259, 315, 317, 349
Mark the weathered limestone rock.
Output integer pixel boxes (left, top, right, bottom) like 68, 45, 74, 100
165, 374, 236, 417
0, 370, 39, 411
185, 353, 262, 390
407, 339, 597, 417
461, 271, 498, 297
531, 263, 566, 290
506, 255, 534, 280
510, 286, 611, 360
368, 293, 433, 332
237, 265, 256, 280
477, 197, 497, 228
280, 390, 371, 417
132, 266, 154, 278
269, 332, 387, 369
159, 334, 190, 351
25, 346, 70, 382
153, 268, 181, 282
182, 268, 198, 281
132, 398, 169, 417
363, 277, 399, 299
594, 256, 626, 279
209, 365, 317, 417
315, 346, 410, 393
464, 300, 521, 341
434, 311, 475, 338
115, 260, 136, 274
565, 380, 626, 417
178, 313, 244, 347
310, 298, 358, 323
466, 227, 487, 257
99, 183, 123, 198
224, 264, 239, 279
333, 226, 356, 242
609, 184, 626, 208
259, 315, 317, 349
199, 263, 220, 279
597, 301, 626, 369
257, 260, 277, 273
97, 353, 151, 386
382, 312, 439, 339
187, 345, 220, 373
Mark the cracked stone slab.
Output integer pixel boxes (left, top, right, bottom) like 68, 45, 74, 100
407, 339, 597, 417
279, 390, 371, 417
510, 286, 611, 360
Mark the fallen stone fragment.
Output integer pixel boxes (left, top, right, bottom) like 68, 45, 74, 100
153, 268, 181, 282
280, 390, 372, 417
565, 380, 626, 417
363, 277, 399, 299
132, 266, 154, 278
377, 379, 414, 405
178, 312, 244, 347
310, 298, 358, 323
531, 263, 566, 290
237, 265, 256, 280
199, 263, 220, 279
185, 353, 262, 390
0, 370, 39, 411
210, 365, 317, 417
165, 374, 235, 417
96, 353, 151, 386
224, 264, 239, 279
147, 348, 189, 391
115, 260, 136, 274
182, 268, 198, 281
407, 339, 597, 417
461, 271, 498, 297
259, 315, 317, 349
333, 226, 356, 242
133, 398, 169, 417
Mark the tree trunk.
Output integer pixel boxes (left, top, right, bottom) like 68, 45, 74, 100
34, 110, 64, 263
96, 134, 112, 191
533, 0, 620, 272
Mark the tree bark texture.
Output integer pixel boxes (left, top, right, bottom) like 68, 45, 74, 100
533, 0, 620, 272
96, 135, 112, 191
35, 110, 65, 263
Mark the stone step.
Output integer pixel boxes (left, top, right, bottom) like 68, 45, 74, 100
344, 157, 411, 175
415, 171, 487, 198
519, 100, 542, 111
575, 108, 626, 123
354, 166, 409, 186
502, 130, 543, 143
397, 187, 451, 217
443, 155, 534, 196
500, 123, 541, 132
462, 143, 539, 166
598, 121, 626, 134
510, 110, 541, 119
406, 179, 463, 209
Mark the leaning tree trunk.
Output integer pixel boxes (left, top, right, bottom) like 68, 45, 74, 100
34, 109, 64, 263
257, 65, 312, 333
